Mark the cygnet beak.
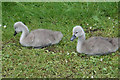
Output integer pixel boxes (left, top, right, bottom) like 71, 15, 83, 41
70, 35, 76, 41
14, 31, 17, 36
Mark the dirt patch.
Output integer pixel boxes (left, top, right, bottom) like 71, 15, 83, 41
45, 46, 57, 52
85, 28, 104, 33
3, 38, 17, 45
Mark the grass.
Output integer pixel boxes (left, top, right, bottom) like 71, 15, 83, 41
2, 2, 119, 78
0, 32, 1, 79
0, 28, 1, 79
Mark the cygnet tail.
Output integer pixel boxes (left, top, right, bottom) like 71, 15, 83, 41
112, 38, 120, 51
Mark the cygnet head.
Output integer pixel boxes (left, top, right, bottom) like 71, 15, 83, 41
14, 22, 29, 36
70, 26, 85, 41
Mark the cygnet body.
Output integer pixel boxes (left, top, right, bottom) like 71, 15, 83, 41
71, 26, 119, 55
14, 22, 63, 48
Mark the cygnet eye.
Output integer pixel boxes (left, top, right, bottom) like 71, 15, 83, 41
75, 32, 78, 34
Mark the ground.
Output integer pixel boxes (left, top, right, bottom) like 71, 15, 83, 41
2, 2, 119, 78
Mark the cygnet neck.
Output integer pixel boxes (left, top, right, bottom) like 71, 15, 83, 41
20, 27, 29, 42
77, 33, 85, 53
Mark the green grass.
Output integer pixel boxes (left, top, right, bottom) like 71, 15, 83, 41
2, 2, 119, 78
0, 27, 1, 79
0, 2, 2, 79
